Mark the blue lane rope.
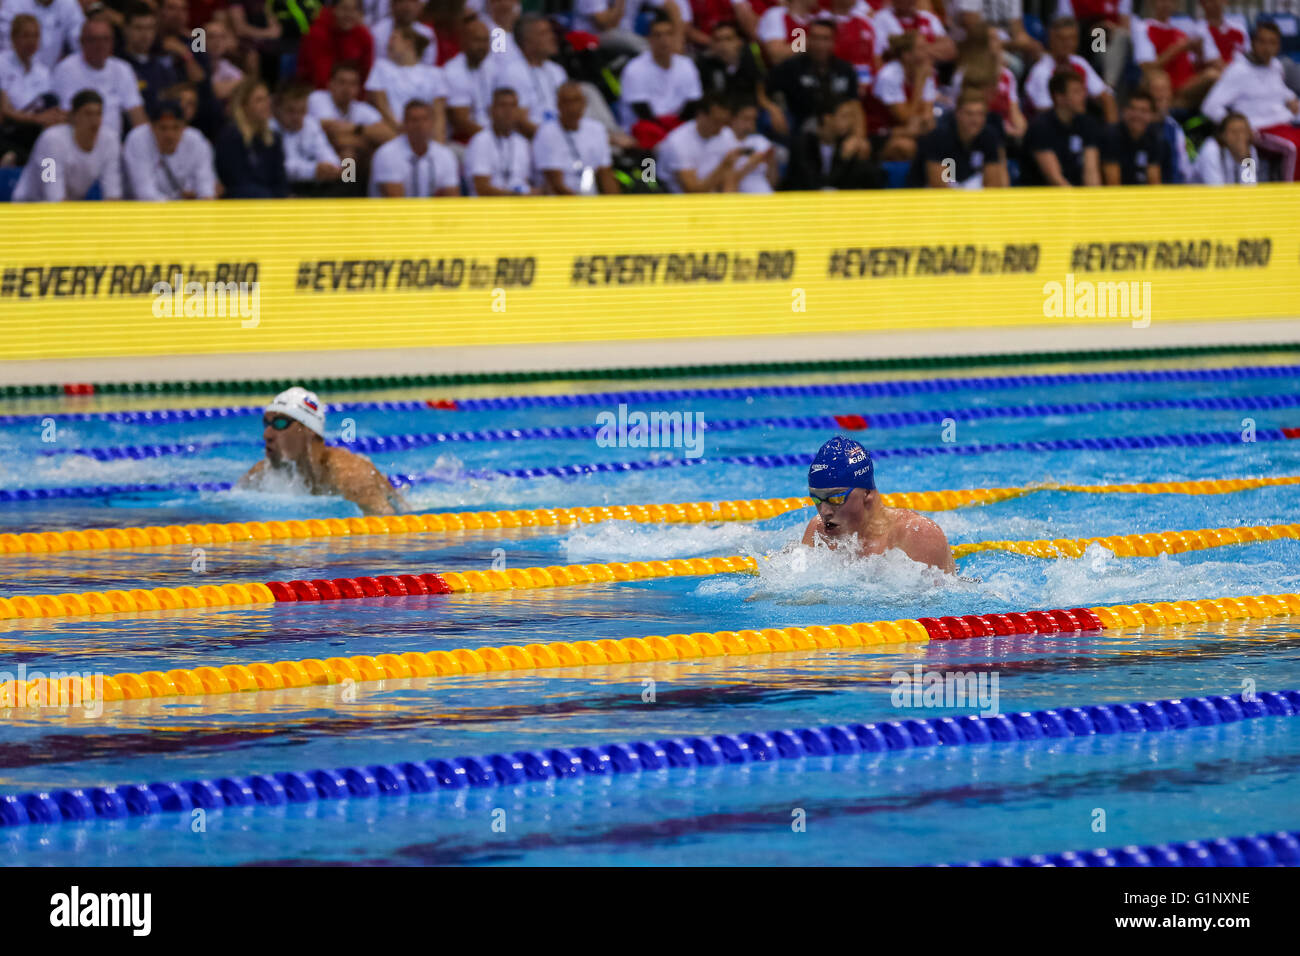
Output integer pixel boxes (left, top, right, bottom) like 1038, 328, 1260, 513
949, 828, 1300, 867
35, 392, 1300, 463
3, 364, 1298, 428
2, 689, 1296, 831
3, 425, 1298, 501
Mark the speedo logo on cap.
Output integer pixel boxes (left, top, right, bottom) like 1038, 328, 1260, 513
810, 463, 828, 473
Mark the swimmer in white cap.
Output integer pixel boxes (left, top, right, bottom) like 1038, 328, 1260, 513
802, 436, 955, 573
237, 387, 405, 516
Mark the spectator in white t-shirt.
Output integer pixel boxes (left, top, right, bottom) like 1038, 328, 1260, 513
0, 0, 83, 70
13, 87, 120, 199
869, 31, 937, 160
367, 25, 448, 137
371, 0, 438, 66
51, 18, 145, 141
482, 0, 526, 70
725, 99, 776, 192
1195, 0, 1249, 68
619, 12, 701, 145
308, 60, 396, 160
1024, 17, 1117, 122
464, 85, 534, 193
445, 16, 505, 140
1193, 111, 1262, 184
1, 14, 62, 165
370, 98, 461, 196
273, 81, 345, 193
759, 0, 818, 68
121, 98, 216, 200
655, 90, 743, 191
533, 79, 617, 194
497, 13, 567, 137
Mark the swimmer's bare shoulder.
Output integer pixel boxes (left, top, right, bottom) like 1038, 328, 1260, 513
323, 446, 406, 516
238, 459, 268, 487
889, 508, 956, 574
801, 515, 826, 546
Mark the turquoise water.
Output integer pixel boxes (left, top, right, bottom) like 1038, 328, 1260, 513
2, 361, 1300, 865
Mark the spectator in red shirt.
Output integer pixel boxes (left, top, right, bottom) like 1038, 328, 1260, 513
1196, 0, 1247, 67
826, 0, 876, 91
759, 0, 818, 67
866, 30, 936, 160
297, 0, 374, 88
687, 0, 738, 47
1132, 0, 1219, 110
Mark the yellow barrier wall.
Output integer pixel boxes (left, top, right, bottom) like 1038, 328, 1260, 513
0, 186, 1297, 360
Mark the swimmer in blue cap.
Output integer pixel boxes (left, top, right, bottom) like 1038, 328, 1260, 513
802, 436, 955, 572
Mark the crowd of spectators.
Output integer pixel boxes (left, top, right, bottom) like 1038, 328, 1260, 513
1, 0, 1297, 200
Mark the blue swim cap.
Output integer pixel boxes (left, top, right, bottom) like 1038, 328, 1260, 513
808, 436, 876, 491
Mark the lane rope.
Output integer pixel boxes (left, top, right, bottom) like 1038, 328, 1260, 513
5, 425, 1300, 502
4, 592, 1299, 705
2, 686, 1296, 830
949, 827, 1300, 867
6, 362, 1299, 426
35, 392, 1300, 463
3, 475, 1298, 556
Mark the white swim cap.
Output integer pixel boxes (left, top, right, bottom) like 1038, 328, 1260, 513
265, 387, 325, 437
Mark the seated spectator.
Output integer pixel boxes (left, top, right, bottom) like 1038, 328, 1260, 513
12, 88, 121, 199
52, 18, 146, 141
825, 0, 877, 91
0, 13, 62, 166
913, 84, 1008, 187
1054, 0, 1131, 90
122, 97, 217, 198
952, 21, 1026, 138
726, 97, 777, 191
873, 0, 956, 65
118, 3, 180, 114
765, 18, 857, 133
228, 0, 284, 85
308, 61, 395, 158
1194, 0, 1247, 68
496, 13, 566, 137
464, 85, 534, 193
687, 0, 739, 48
201, 18, 247, 103
1101, 89, 1162, 184
1201, 21, 1300, 181
1132, 0, 1220, 110
696, 19, 786, 137
371, 0, 437, 66
572, 0, 691, 56
1140, 65, 1189, 182
215, 76, 289, 196
1022, 67, 1101, 185
151, 0, 208, 89
653, 90, 739, 191
0, 0, 84, 70
866, 30, 936, 160
369, 98, 460, 195
533, 78, 618, 194
297, 0, 373, 88
1024, 16, 1116, 122
1193, 111, 1262, 184
618, 13, 701, 148
955, 0, 1042, 75
273, 80, 346, 193
781, 94, 881, 189
444, 16, 503, 139
163, 79, 201, 126
758, 0, 818, 68
367, 26, 447, 135
481, 0, 525, 70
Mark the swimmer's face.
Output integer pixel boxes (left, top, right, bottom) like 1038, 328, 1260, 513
810, 486, 867, 535
263, 414, 313, 463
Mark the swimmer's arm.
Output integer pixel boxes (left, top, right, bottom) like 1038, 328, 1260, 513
237, 459, 267, 488
345, 467, 403, 517
908, 520, 957, 574
801, 516, 824, 546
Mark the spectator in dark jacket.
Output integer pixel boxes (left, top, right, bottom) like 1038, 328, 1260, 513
781, 95, 882, 189
216, 76, 288, 196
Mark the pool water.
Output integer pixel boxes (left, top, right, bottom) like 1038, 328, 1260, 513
2, 356, 1300, 866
